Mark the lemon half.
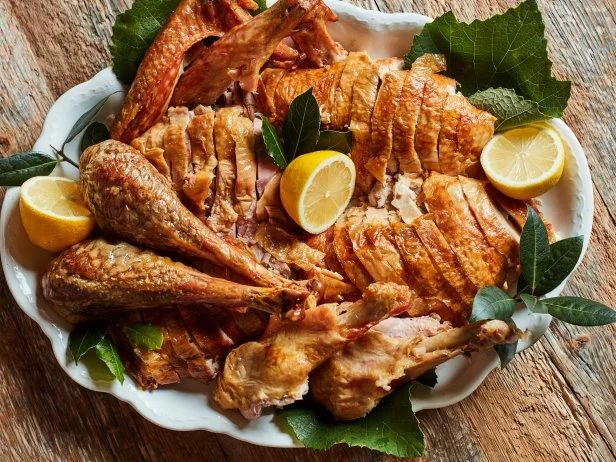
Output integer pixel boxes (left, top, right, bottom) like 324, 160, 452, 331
280, 151, 356, 234
20, 176, 96, 252
480, 126, 565, 200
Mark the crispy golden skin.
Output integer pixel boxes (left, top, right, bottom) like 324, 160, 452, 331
232, 113, 258, 237
422, 173, 507, 288
454, 104, 496, 175
80, 140, 310, 291
111, 0, 254, 143
349, 56, 381, 193
413, 215, 478, 306
255, 224, 327, 271
273, 66, 332, 125
331, 53, 366, 128
213, 283, 414, 418
257, 68, 287, 120
333, 212, 374, 290
257, 53, 496, 189
311, 317, 517, 420
184, 105, 217, 212
437, 93, 465, 175
366, 71, 405, 183
391, 222, 468, 324
112, 307, 268, 390
149, 309, 219, 381
42, 239, 311, 322
414, 73, 456, 172
392, 68, 428, 174
459, 176, 520, 263
162, 107, 192, 190
171, 0, 322, 107
349, 221, 409, 286
110, 312, 182, 389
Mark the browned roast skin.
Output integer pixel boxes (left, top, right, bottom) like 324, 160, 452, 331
111, 0, 259, 143
42, 239, 310, 322
146, 309, 219, 382
171, 0, 321, 107
80, 140, 311, 293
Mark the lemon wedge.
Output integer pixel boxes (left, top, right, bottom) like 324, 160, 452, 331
280, 151, 356, 234
480, 125, 565, 200
20, 177, 96, 252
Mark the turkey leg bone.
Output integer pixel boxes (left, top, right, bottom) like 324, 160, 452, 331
80, 140, 312, 294
310, 317, 517, 420
213, 282, 415, 418
42, 239, 309, 323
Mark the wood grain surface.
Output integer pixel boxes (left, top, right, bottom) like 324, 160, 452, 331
0, 0, 615, 461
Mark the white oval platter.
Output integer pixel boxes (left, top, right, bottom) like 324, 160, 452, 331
0, 0, 593, 448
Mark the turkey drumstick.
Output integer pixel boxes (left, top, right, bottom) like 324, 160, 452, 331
80, 141, 312, 293
213, 282, 415, 418
310, 317, 517, 420
42, 239, 309, 323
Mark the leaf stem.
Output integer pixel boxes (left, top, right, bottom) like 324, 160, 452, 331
51, 146, 79, 169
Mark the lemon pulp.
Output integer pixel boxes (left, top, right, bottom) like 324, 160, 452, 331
480, 126, 565, 200
280, 151, 356, 234
20, 176, 95, 252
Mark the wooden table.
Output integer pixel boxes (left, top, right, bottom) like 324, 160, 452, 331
1, 0, 615, 460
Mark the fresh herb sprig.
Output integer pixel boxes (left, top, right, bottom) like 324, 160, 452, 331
405, 0, 571, 131
68, 322, 164, 383
0, 94, 113, 186
68, 322, 125, 383
123, 323, 164, 350
471, 206, 616, 367
259, 88, 352, 169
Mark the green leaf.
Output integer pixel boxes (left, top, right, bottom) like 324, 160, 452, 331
95, 336, 125, 384
532, 236, 583, 296
468, 88, 544, 131
110, 0, 182, 84
520, 293, 548, 314
251, 0, 267, 15
0, 152, 57, 186
65, 94, 115, 144
68, 322, 107, 365
520, 206, 552, 293
276, 383, 424, 458
541, 297, 616, 326
283, 88, 321, 160
80, 122, 110, 153
315, 130, 352, 154
405, 0, 571, 121
123, 323, 164, 350
415, 369, 438, 388
470, 286, 516, 322
495, 341, 518, 368
260, 116, 287, 169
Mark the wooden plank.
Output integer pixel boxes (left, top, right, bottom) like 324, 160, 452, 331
0, 0, 614, 461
